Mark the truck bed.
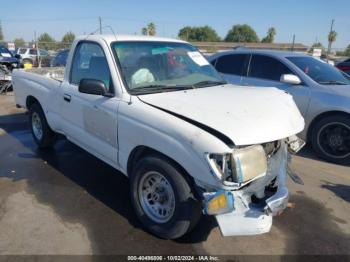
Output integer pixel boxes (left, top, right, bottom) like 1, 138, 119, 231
23, 67, 65, 82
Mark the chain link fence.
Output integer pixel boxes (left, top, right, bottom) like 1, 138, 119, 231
1, 41, 72, 52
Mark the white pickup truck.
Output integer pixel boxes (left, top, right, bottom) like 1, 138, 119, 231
12, 34, 305, 239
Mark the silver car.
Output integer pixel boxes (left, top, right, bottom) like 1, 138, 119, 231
209, 50, 350, 164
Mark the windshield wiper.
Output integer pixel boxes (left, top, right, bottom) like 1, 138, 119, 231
130, 84, 194, 95
193, 80, 227, 88
318, 80, 348, 85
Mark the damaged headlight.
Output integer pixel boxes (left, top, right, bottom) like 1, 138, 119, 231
207, 145, 268, 184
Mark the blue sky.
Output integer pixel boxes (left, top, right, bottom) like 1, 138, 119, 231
1, 0, 350, 49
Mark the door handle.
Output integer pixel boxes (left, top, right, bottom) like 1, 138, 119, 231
63, 94, 71, 102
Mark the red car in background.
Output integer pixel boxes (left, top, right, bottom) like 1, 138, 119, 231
336, 58, 350, 75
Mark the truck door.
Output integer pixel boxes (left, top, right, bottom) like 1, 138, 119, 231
60, 41, 119, 167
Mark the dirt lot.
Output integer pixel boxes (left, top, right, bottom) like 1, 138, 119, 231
0, 92, 349, 257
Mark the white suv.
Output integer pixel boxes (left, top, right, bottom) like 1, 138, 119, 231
17, 48, 50, 66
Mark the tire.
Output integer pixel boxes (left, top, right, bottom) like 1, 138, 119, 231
130, 155, 201, 239
29, 103, 56, 148
311, 115, 350, 164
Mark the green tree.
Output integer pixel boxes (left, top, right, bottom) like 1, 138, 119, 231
62, 31, 75, 44
14, 38, 25, 48
37, 33, 56, 50
261, 27, 276, 43
225, 24, 259, 42
178, 26, 220, 42
344, 44, 350, 56
141, 22, 156, 36
0, 20, 4, 41
141, 27, 148, 35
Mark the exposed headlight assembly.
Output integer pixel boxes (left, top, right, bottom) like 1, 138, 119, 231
207, 145, 268, 185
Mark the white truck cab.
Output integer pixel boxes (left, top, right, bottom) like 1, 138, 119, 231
12, 34, 305, 239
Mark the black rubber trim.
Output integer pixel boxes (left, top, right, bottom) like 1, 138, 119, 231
138, 97, 235, 148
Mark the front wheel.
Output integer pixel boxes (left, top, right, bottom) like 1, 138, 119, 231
311, 115, 350, 164
130, 155, 201, 239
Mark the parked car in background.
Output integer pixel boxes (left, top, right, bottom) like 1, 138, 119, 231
209, 50, 350, 164
1, 45, 22, 93
50, 49, 69, 67
16, 48, 51, 67
0, 45, 22, 71
336, 58, 350, 75
9, 48, 18, 57
319, 54, 335, 66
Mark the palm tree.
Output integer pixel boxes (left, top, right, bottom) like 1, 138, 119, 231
327, 30, 337, 59
261, 27, 276, 43
148, 23, 156, 36
328, 30, 337, 46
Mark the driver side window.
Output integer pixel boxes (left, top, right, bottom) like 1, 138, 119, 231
70, 42, 112, 91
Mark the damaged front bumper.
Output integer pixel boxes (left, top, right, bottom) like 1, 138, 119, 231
204, 141, 295, 236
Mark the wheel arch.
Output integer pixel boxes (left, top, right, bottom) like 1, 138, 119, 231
127, 145, 202, 200
307, 110, 350, 141
26, 96, 53, 130
22, 58, 33, 64
26, 95, 41, 110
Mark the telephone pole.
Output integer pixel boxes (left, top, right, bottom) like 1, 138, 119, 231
34, 30, 41, 68
327, 19, 335, 61
99, 17, 102, 34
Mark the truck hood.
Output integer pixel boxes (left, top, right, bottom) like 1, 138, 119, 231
139, 84, 305, 146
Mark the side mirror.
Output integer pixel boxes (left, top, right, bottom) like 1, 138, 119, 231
280, 74, 302, 85
79, 79, 107, 96
15, 54, 21, 59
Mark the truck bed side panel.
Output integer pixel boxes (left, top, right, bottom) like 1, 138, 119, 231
12, 69, 63, 132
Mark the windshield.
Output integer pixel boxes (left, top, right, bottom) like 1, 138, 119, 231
18, 48, 27, 54
111, 41, 225, 94
287, 56, 350, 85
0, 46, 13, 57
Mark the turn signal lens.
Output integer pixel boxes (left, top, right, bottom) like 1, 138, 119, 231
205, 191, 234, 215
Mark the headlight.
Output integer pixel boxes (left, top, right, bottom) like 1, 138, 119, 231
207, 145, 268, 184
231, 145, 268, 183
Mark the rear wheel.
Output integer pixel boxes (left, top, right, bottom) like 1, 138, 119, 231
311, 115, 350, 164
29, 103, 56, 148
130, 155, 201, 239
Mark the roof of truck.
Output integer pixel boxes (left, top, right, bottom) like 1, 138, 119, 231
75, 34, 188, 44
